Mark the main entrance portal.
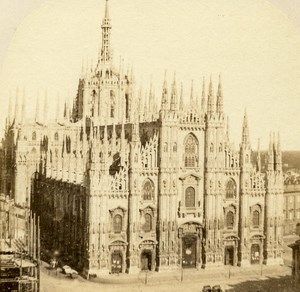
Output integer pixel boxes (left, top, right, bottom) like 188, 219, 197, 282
224, 246, 234, 266
182, 236, 197, 268
111, 251, 122, 274
141, 250, 152, 271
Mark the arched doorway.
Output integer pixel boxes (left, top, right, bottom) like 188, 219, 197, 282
141, 250, 152, 271
182, 235, 197, 268
111, 251, 122, 274
224, 246, 234, 266
251, 244, 260, 264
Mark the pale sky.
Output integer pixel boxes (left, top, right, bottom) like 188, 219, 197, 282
0, 0, 299, 150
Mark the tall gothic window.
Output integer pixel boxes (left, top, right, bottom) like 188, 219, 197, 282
91, 90, 96, 117
226, 211, 234, 229
253, 210, 260, 228
144, 213, 152, 232
185, 187, 195, 207
125, 93, 129, 119
184, 134, 198, 168
54, 132, 59, 141
110, 90, 115, 118
143, 179, 154, 200
113, 214, 122, 233
226, 179, 236, 199
32, 132, 36, 141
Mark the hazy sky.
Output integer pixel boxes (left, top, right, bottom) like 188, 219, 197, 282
0, 0, 299, 150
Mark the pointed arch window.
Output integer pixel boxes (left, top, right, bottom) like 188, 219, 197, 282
143, 179, 154, 200
32, 132, 36, 141
113, 214, 122, 233
253, 210, 260, 228
185, 187, 195, 208
226, 179, 236, 199
54, 132, 59, 141
184, 134, 198, 168
226, 211, 234, 229
144, 213, 152, 232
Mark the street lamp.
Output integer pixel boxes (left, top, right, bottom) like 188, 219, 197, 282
178, 228, 183, 282
181, 251, 183, 282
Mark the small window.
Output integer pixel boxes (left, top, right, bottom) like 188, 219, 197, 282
164, 143, 168, 152
111, 106, 115, 118
54, 132, 59, 141
113, 214, 122, 233
210, 143, 214, 153
226, 211, 234, 229
253, 210, 259, 228
173, 143, 177, 152
32, 132, 36, 141
144, 214, 152, 232
185, 187, 195, 208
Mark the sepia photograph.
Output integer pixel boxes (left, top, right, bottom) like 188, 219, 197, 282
0, 0, 300, 291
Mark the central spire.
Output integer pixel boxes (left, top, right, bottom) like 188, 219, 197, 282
100, 0, 112, 65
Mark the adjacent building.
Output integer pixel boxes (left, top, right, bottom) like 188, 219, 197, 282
0, 0, 284, 276
289, 223, 300, 285
0, 194, 40, 292
283, 173, 300, 235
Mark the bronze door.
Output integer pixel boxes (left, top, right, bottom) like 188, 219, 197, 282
141, 250, 152, 271
225, 246, 234, 265
111, 251, 122, 274
182, 236, 197, 268
251, 244, 260, 264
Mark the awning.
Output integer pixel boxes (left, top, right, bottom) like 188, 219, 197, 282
14, 259, 36, 268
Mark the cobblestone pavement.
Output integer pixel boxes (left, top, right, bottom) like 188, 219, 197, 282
40, 263, 298, 292
40, 236, 300, 291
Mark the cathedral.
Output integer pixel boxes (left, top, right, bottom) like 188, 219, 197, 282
0, 0, 284, 276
